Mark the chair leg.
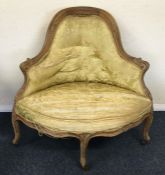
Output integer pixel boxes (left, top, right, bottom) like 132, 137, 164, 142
80, 135, 90, 169
141, 114, 153, 145
12, 114, 21, 144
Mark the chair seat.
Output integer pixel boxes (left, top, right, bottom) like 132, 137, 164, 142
15, 82, 151, 134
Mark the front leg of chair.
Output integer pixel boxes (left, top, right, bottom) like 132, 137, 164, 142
12, 113, 21, 144
141, 113, 153, 145
80, 134, 90, 169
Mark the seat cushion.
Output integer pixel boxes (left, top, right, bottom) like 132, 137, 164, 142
15, 82, 151, 134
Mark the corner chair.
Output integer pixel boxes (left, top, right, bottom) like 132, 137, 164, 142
12, 7, 153, 169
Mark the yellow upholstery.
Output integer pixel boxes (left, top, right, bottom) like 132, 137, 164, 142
16, 83, 151, 133
22, 15, 146, 97
15, 14, 152, 134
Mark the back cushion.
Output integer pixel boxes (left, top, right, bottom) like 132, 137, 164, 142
23, 15, 145, 97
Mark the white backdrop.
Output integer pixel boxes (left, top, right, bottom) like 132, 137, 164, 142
0, 0, 165, 111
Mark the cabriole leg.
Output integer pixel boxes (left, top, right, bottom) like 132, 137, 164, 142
12, 113, 21, 144
141, 113, 153, 145
80, 135, 90, 169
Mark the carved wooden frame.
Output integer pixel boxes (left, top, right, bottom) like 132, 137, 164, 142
12, 7, 153, 169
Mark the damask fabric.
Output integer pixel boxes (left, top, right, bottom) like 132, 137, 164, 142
22, 15, 145, 97
16, 82, 151, 134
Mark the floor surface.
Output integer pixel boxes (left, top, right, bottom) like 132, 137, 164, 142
0, 112, 164, 175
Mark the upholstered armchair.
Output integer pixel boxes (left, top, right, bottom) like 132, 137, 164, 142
12, 7, 153, 169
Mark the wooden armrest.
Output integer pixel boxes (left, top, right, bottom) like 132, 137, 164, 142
20, 58, 32, 71
131, 57, 150, 71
